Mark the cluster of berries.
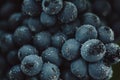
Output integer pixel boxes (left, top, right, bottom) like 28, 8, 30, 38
0, 0, 120, 80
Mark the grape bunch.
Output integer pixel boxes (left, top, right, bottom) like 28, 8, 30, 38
0, 0, 120, 80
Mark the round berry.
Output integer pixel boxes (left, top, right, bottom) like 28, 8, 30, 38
8, 65, 25, 80
104, 43, 120, 65
52, 32, 67, 48
62, 39, 80, 60
81, 39, 106, 62
70, 0, 88, 13
18, 45, 39, 61
88, 61, 111, 80
42, 47, 61, 66
75, 24, 98, 43
71, 59, 87, 79
98, 26, 114, 43
83, 12, 101, 28
61, 19, 81, 37
8, 13, 23, 31
27, 18, 42, 33
21, 55, 43, 76
58, 1, 78, 23
13, 26, 32, 46
40, 12, 56, 27
22, 0, 41, 16
40, 62, 60, 80
0, 33, 15, 53
42, 0, 63, 15
33, 31, 51, 50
